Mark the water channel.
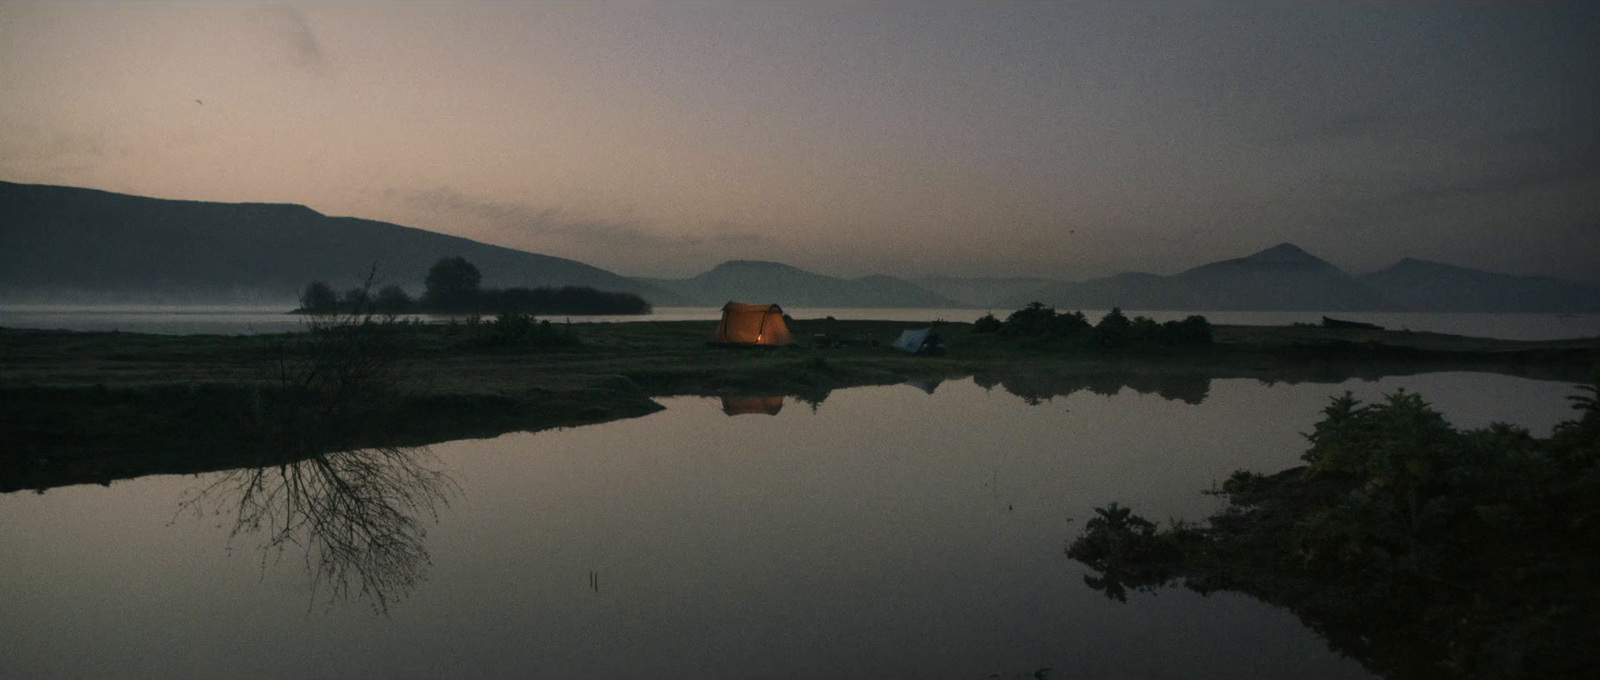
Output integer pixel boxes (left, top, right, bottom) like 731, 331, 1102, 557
0, 371, 1584, 678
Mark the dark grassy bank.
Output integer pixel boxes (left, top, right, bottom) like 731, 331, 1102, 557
3, 317, 1596, 493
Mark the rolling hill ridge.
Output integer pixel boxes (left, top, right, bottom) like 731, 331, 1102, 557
0, 181, 692, 305
4, 181, 1594, 313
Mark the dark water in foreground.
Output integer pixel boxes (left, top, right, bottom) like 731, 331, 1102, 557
0, 372, 1582, 678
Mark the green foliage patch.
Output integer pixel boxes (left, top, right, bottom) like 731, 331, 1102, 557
1066, 377, 1600, 678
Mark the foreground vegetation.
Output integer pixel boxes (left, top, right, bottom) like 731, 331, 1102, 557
3, 308, 1596, 493
1067, 383, 1600, 679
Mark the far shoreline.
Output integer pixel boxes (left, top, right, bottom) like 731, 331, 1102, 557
2, 318, 1596, 493
7, 304, 1600, 342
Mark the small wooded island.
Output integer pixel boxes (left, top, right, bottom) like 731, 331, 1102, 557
296, 256, 652, 316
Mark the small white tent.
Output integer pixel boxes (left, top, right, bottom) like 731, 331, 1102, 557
891, 328, 939, 354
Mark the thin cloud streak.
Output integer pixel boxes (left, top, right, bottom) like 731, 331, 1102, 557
263, 5, 325, 71
389, 186, 769, 252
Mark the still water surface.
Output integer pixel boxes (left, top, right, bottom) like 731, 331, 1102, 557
0, 372, 1583, 678
3, 304, 1599, 340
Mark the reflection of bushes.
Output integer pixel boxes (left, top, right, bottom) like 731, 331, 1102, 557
1067, 379, 1600, 679
975, 303, 1211, 349
976, 371, 1212, 406
1066, 503, 1188, 602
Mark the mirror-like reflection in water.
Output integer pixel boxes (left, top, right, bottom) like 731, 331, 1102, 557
974, 371, 1211, 405
176, 446, 457, 613
0, 372, 1584, 678
719, 395, 785, 416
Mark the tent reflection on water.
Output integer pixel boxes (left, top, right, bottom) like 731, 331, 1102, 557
720, 395, 785, 416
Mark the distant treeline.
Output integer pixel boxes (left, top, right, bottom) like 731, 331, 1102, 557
295, 256, 652, 316
975, 303, 1212, 348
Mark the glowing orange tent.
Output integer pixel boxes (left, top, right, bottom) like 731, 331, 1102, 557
711, 302, 792, 347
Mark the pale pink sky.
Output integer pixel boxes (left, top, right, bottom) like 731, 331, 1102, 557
2, 2, 1596, 282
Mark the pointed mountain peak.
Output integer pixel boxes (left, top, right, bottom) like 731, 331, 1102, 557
1247, 242, 1320, 263
695, 259, 817, 280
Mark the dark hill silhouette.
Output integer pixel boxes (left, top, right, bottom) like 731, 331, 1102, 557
1007, 243, 1390, 311
639, 260, 957, 308
0, 181, 693, 306
1361, 258, 1600, 313
1168, 243, 1390, 310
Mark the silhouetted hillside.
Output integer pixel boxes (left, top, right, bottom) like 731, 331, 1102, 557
640, 260, 957, 308
1362, 258, 1600, 313
0, 181, 693, 306
1008, 244, 1389, 311
1170, 243, 1391, 310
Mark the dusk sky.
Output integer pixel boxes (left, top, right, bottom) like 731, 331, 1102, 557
3, 1, 1596, 282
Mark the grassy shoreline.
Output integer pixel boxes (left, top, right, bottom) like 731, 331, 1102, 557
3, 319, 1596, 492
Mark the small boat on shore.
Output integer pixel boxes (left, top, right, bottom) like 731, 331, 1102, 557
1322, 316, 1384, 330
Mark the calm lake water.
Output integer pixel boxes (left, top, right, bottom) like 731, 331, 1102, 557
3, 304, 1599, 340
0, 371, 1584, 679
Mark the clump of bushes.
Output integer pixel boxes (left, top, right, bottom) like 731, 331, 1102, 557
972, 313, 1003, 333
1066, 380, 1600, 677
973, 302, 1211, 348
465, 311, 579, 350
264, 274, 417, 449
296, 256, 651, 316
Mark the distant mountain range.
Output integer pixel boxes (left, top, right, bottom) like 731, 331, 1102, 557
3, 181, 1595, 312
0, 181, 693, 305
637, 260, 957, 308
1360, 258, 1600, 313
998, 243, 1600, 313
1001, 243, 1389, 311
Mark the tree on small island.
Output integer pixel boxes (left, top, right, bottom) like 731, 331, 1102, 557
294, 257, 651, 316
299, 281, 339, 312
422, 256, 482, 311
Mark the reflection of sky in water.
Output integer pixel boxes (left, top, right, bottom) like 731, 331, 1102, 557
0, 373, 1581, 678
